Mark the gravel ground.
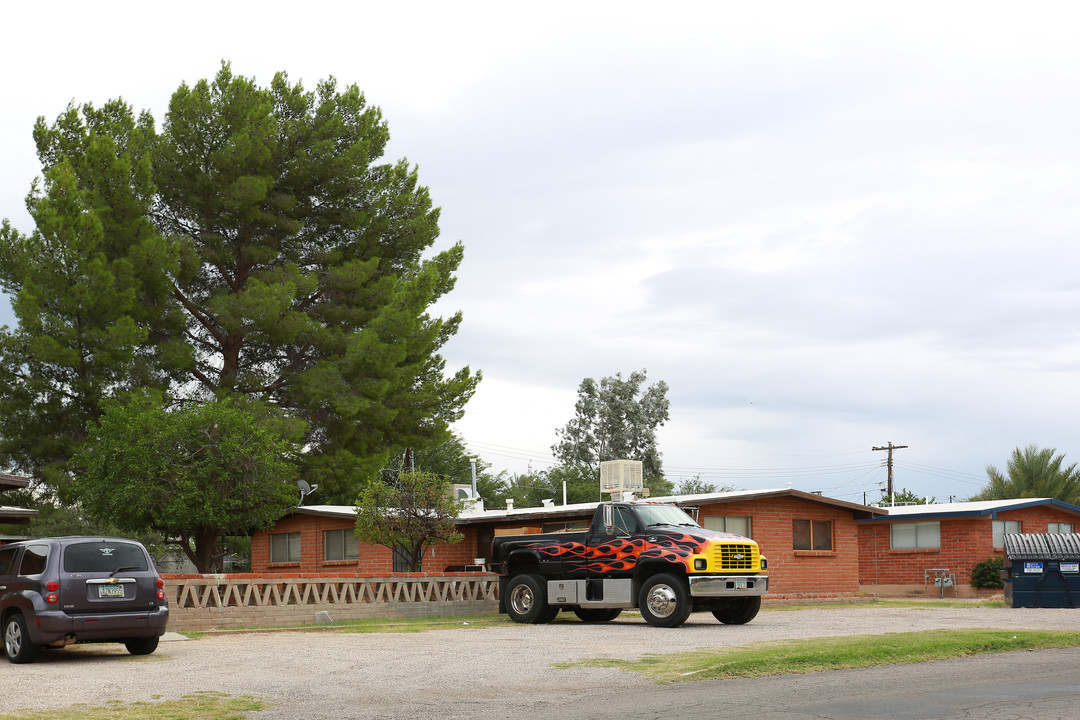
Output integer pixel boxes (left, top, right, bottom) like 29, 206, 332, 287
2, 605, 1077, 718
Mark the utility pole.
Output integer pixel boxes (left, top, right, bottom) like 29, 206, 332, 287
872, 442, 908, 504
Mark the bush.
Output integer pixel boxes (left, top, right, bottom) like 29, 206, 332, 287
970, 556, 1004, 589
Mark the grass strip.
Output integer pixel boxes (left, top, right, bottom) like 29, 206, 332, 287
555, 629, 1080, 682
0, 691, 266, 720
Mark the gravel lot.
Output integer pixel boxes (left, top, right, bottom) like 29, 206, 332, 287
2, 605, 1077, 718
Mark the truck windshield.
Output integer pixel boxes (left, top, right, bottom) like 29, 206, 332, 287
636, 505, 699, 528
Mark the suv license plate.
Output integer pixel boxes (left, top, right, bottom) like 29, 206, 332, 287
98, 585, 125, 598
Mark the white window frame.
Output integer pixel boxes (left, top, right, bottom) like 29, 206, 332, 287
1048, 522, 1074, 534
890, 521, 941, 550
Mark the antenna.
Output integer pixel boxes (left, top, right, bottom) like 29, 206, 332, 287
296, 479, 319, 506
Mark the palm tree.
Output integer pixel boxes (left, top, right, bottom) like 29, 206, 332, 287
973, 445, 1080, 504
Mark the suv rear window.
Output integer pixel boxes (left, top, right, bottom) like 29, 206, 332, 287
63, 542, 149, 573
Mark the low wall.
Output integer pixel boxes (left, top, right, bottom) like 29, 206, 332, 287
162, 573, 500, 631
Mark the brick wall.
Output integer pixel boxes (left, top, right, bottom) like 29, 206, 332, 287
251, 515, 481, 575
857, 506, 1080, 589
697, 496, 863, 595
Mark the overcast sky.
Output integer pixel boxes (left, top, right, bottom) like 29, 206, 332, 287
3, 2, 1079, 505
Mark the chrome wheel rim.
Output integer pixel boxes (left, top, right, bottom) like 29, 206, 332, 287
4, 620, 21, 658
509, 583, 535, 615
646, 584, 678, 618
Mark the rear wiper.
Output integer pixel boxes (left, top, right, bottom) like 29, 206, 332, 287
110, 566, 140, 577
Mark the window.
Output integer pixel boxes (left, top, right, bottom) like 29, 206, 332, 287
18, 544, 49, 575
324, 529, 359, 561
611, 507, 638, 535
63, 542, 148, 573
991, 520, 1021, 547
270, 532, 301, 563
890, 522, 941, 549
0, 546, 18, 576
793, 519, 832, 550
704, 515, 752, 538
992, 520, 1021, 547
1048, 522, 1074, 534
392, 543, 411, 572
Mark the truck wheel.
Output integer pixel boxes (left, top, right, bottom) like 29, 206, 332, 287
638, 573, 692, 628
711, 597, 762, 625
4, 613, 40, 664
573, 608, 622, 623
505, 574, 558, 624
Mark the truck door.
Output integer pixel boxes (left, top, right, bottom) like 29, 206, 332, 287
586, 505, 643, 576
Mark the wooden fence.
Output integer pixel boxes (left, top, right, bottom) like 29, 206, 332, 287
162, 573, 500, 631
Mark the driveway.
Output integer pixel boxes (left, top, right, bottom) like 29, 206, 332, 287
2, 605, 1078, 719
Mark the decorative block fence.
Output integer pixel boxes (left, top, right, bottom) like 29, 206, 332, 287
162, 573, 500, 631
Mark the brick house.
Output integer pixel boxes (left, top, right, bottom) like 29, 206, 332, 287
0, 473, 35, 542
858, 498, 1080, 596
251, 489, 885, 597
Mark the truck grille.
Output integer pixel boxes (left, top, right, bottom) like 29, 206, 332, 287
715, 543, 757, 570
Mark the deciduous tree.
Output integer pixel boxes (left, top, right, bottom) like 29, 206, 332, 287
354, 470, 463, 572
552, 369, 672, 495
71, 391, 303, 572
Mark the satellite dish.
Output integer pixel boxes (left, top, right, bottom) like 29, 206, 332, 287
296, 479, 319, 506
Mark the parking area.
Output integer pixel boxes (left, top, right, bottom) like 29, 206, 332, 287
2, 605, 1078, 719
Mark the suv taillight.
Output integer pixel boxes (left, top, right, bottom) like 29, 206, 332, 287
156, 577, 166, 600
45, 580, 59, 604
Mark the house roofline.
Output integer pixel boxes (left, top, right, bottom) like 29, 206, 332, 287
858, 498, 1080, 522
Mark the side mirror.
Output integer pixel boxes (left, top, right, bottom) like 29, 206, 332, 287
603, 504, 615, 535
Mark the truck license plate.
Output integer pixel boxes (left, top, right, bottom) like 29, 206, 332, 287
735, 579, 747, 590
98, 585, 125, 598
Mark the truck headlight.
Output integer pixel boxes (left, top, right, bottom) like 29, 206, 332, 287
760, 557, 768, 571
694, 558, 707, 571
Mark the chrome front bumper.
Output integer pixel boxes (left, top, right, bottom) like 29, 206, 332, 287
688, 574, 768, 597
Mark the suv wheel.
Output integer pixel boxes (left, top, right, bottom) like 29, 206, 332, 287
4, 613, 40, 664
124, 636, 159, 656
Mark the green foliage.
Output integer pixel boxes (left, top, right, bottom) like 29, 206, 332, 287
552, 369, 671, 490
972, 444, 1080, 504
354, 470, 463, 572
672, 475, 741, 496
506, 465, 600, 508
875, 487, 935, 507
0, 61, 479, 507
970, 556, 1005, 589
70, 391, 303, 572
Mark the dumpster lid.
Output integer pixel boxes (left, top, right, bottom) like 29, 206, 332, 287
1003, 533, 1080, 560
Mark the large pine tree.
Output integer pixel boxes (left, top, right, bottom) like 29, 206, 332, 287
0, 63, 479, 503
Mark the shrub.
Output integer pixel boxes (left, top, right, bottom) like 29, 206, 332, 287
970, 556, 1004, 589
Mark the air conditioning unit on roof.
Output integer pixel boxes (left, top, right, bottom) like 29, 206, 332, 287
600, 460, 643, 495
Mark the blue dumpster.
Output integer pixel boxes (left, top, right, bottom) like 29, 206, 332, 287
1002, 533, 1080, 609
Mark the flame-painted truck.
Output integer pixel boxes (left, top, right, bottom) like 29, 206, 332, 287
490, 501, 768, 628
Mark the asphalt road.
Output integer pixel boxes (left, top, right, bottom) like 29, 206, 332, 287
3, 605, 1080, 719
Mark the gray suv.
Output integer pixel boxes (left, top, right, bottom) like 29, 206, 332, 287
1, 537, 169, 663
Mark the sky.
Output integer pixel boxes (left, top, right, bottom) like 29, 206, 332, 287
3, 2, 1079, 505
